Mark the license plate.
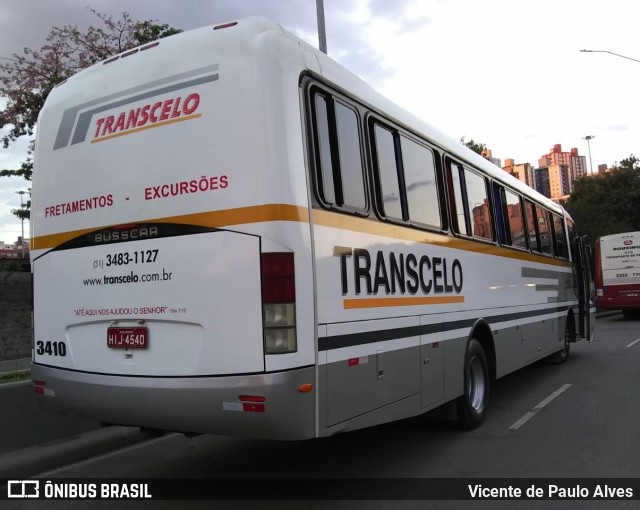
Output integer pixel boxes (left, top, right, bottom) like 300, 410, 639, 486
107, 327, 148, 349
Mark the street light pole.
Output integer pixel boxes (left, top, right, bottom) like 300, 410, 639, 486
316, 0, 327, 54
580, 49, 638, 176
580, 49, 640, 64
583, 135, 595, 175
16, 190, 26, 257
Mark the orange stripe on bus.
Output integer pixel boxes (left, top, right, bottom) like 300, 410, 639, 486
312, 209, 571, 267
30, 204, 308, 251
343, 295, 465, 309
30, 203, 571, 270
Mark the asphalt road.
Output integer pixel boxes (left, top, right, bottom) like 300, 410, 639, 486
0, 381, 101, 455
3, 313, 639, 509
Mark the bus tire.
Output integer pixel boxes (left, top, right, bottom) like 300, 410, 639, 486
457, 338, 489, 429
622, 309, 640, 320
548, 320, 572, 364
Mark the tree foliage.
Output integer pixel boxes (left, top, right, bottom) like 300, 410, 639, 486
0, 10, 181, 219
564, 155, 640, 246
460, 136, 487, 156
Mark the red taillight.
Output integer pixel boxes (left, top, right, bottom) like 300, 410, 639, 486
238, 395, 266, 403
261, 253, 295, 303
261, 253, 297, 354
33, 380, 46, 395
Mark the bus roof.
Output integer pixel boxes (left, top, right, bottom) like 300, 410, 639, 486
46, 16, 564, 216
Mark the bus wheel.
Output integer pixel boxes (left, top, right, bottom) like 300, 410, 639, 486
622, 309, 640, 320
457, 338, 489, 429
548, 321, 572, 364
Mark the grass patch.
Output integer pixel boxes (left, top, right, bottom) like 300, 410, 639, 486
0, 370, 31, 384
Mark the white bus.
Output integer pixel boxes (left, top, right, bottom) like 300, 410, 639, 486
595, 231, 640, 319
30, 17, 595, 440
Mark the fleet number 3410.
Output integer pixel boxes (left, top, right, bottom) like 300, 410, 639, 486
36, 341, 67, 357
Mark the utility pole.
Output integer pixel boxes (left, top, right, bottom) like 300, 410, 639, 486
16, 190, 26, 257
583, 135, 595, 175
316, 0, 327, 54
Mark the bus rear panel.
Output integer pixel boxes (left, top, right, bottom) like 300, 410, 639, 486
596, 232, 640, 316
31, 18, 317, 440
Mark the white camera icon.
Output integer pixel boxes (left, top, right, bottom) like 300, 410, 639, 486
8, 480, 40, 498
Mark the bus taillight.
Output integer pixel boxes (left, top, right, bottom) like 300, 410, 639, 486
261, 253, 297, 354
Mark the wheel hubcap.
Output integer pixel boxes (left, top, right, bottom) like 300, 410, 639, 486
467, 355, 486, 411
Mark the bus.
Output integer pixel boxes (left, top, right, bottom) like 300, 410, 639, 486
30, 17, 595, 440
595, 231, 640, 319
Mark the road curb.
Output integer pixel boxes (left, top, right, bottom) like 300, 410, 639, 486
0, 357, 30, 376
0, 425, 151, 478
595, 310, 622, 318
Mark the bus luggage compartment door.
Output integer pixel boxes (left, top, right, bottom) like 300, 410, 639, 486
33, 230, 265, 376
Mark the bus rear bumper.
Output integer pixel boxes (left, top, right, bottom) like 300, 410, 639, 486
31, 364, 316, 441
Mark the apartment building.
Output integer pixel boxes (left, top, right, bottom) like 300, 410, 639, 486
503, 159, 535, 188
538, 144, 587, 187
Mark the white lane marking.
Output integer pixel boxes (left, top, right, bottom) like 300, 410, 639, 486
626, 338, 640, 348
509, 384, 572, 430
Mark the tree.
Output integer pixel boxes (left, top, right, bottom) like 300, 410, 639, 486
564, 155, 640, 246
460, 136, 487, 156
0, 9, 181, 219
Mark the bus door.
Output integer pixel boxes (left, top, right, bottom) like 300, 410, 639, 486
573, 236, 593, 342
584, 242, 596, 340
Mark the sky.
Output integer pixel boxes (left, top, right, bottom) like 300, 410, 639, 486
1, 0, 639, 244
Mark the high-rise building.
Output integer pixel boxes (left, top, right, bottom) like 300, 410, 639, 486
548, 164, 570, 199
538, 144, 587, 191
481, 148, 502, 168
534, 167, 551, 198
532, 164, 571, 201
502, 159, 535, 189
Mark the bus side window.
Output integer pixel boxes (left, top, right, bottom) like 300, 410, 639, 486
492, 183, 508, 245
372, 123, 404, 220
371, 123, 443, 229
335, 102, 367, 209
525, 200, 540, 252
464, 169, 492, 241
312, 92, 367, 212
400, 135, 442, 228
503, 188, 527, 249
313, 94, 337, 204
450, 166, 493, 241
446, 159, 469, 236
536, 205, 553, 255
551, 213, 569, 259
